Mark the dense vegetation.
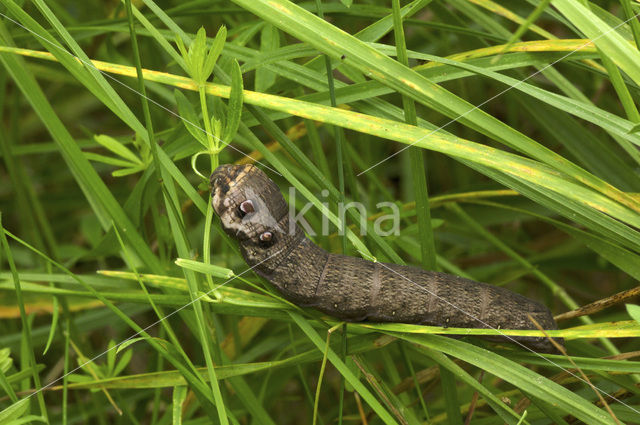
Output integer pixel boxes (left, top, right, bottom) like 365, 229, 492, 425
1, 0, 640, 424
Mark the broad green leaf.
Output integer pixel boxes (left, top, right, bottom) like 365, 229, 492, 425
627, 304, 640, 324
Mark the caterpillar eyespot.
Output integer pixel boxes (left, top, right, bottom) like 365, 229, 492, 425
259, 231, 273, 242
211, 164, 562, 353
239, 199, 255, 215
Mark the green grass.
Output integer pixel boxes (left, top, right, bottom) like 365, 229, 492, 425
1, 0, 640, 424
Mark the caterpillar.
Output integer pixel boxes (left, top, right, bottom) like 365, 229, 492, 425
210, 164, 561, 353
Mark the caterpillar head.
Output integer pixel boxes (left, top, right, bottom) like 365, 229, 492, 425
210, 164, 297, 268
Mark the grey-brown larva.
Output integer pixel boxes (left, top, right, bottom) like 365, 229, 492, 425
210, 164, 561, 353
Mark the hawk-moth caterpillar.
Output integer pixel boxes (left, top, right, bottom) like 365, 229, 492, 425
211, 164, 562, 353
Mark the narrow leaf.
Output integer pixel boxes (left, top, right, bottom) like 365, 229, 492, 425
255, 24, 279, 92
84, 152, 139, 168
174, 89, 207, 146
204, 26, 227, 81
223, 59, 244, 144
94, 134, 142, 164
175, 258, 234, 279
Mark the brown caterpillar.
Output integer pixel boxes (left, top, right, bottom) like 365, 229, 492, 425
210, 164, 561, 353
